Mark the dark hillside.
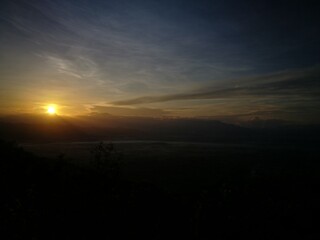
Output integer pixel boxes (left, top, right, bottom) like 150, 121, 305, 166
1, 139, 319, 239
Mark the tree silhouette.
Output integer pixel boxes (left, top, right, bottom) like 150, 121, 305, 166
90, 142, 122, 178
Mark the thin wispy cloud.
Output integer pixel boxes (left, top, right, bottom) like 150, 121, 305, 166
111, 66, 320, 105
43, 54, 99, 80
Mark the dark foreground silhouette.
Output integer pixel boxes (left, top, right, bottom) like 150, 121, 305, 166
1, 139, 319, 239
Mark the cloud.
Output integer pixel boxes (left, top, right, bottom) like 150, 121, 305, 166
111, 66, 320, 105
89, 105, 171, 117
43, 54, 99, 79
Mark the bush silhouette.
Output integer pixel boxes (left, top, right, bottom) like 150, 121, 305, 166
90, 141, 122, 178
1, 139, 319, 239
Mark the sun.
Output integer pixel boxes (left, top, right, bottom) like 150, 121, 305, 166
47, 105, 56, 115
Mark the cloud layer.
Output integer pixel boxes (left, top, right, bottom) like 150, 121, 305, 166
111, 66, 320, 105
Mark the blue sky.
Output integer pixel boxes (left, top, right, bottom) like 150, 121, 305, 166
0, 0, 319, 122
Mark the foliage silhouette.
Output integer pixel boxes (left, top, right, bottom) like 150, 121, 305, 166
90, 142, 122, 178
1, 139, 319, 239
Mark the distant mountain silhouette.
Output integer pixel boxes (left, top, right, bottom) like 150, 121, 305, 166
0, 114, 319, 143
0, 116, 89, 142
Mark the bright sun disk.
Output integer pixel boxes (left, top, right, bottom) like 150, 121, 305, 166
47, 106, 56, 115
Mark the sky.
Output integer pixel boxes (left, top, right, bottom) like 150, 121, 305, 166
0, 0, 320, 123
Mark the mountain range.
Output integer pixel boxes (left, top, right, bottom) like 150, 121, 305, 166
0, 114, 319, 144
